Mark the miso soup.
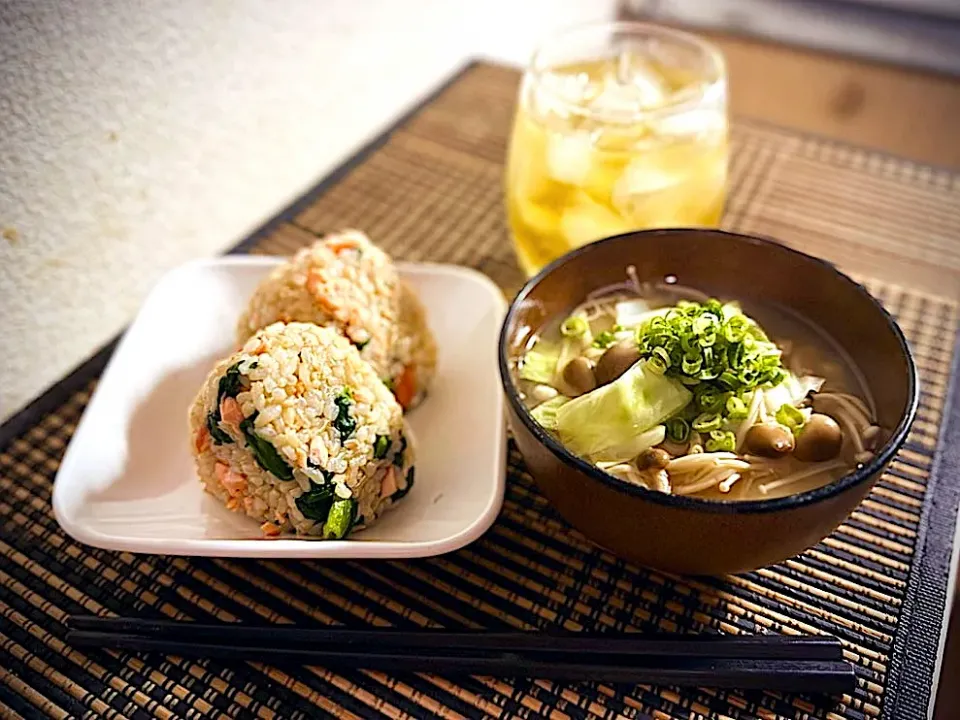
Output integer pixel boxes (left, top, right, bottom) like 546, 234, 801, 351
515, 273, 882, 501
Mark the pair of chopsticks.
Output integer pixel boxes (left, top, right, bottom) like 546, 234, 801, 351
66, 616, 855, 694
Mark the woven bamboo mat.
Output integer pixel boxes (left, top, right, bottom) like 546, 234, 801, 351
3, 61, 960, 720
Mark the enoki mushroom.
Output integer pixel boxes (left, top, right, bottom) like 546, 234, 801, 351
757, 460, 847, 495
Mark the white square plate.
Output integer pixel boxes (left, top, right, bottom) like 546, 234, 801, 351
52, 256, 507, 558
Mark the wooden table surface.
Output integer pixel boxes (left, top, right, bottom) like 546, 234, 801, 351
707, 33, 960, 171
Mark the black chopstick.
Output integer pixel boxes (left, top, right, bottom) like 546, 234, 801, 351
67, 631, 853, 693
67, 616, 844, 661
65, 617, 855, 694
67, 630, 854, 695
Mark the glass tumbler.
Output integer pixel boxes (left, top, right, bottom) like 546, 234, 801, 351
505, 22, 729, 276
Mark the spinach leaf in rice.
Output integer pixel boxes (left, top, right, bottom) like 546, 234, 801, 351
217, 363, 244, 399
206, 414, 233, 445
296, 481, 335, 522
392, 467, 415, 501
392, 433, 407, 467
240, 412, 294, 480
205, 362, 251, 446
333, 388, 357, 441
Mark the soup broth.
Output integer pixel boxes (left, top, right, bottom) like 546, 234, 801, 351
515, 280, 881, 501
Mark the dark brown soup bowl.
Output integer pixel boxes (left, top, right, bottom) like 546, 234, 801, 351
498, 229, 918, 575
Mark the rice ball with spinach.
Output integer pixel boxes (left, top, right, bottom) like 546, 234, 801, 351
237, 230, 400, 391
236, 229, 436, 410
189, 321, 415, 538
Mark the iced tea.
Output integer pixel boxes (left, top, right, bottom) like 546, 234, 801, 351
506, 24, 728, 275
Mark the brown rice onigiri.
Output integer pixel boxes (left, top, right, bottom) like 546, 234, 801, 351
393, 280, 438, 411
236, 229, 435, 410
188, 321, 415, 538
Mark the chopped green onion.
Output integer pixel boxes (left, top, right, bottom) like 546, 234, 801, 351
705, 430, 736, 452
692, 412, 722, 432
726, 395, 748, 419
722, 316, 748, 343
680, 334, 699, 355
717, 370, 739, 390
373, 435, 391, 459
560, 315, 589, 338
652, 346, 671, 369
698, 365, 720, 381
647, 356, 667, 375
739, 367, 758, 385
681, 355, 702, 375
635, 296, 787, 434
696, 388, 724, 412
767, 367, 788, 387
592, 330, 618, 349
593, 324, 625, 349
776, 403, 805, 431
324, 498, 358, 539
665, 417, 690, 443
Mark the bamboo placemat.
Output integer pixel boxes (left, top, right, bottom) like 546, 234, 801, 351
3, 61, 960, 720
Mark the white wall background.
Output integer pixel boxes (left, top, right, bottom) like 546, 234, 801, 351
0, 0, 613, 422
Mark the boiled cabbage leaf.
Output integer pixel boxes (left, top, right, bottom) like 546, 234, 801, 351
762, 371, 825, 415
556, 361, 691, 461
530, 395, 570, 431
519, 344, 559, 385
591, 424, 666, 464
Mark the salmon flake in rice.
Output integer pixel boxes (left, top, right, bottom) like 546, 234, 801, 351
393, 280, 438, 410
